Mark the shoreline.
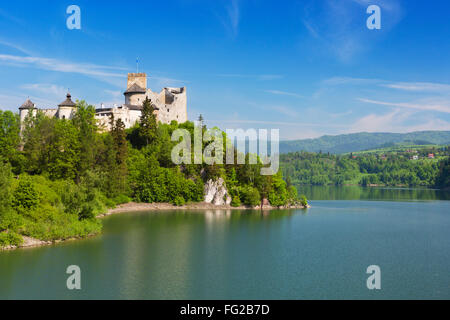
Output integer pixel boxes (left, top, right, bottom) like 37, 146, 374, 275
0, 234, 97, 252
99, 201, 310, 217
2, 202, 309, 252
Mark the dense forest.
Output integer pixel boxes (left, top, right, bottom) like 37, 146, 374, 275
281, 149, 450, 188
0, 99, 299, 247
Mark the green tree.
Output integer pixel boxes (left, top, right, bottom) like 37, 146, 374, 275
0, 110, 21, 164
72, 101, 98, 181
139, 97, 158, 146
436, 157, 450, 189
0, 162, 12, 212
110, 118, 129, 196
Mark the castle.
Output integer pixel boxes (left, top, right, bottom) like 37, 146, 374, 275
19, 73, 188, 130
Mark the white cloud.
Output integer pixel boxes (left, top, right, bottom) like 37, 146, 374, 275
349, 109, 450, 133
0, 54, 127, 78
217, 74, 284, 80
265, 90, 304, 98
226, 0, 240, 38
381, 82, 450, 92
358, 98, 450, 114
206, 118, 346, 128
324, 77, 450, 93
0, 8, 24, 26
0, 39, 32, 55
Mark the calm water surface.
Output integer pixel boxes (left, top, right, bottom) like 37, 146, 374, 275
1, 188, 450, 299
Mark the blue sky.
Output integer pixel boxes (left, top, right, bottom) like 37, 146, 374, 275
0, 0, 449, 140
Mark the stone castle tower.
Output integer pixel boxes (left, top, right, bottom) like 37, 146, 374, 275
96, 72, 188, 130
57, 93, 77, 120
19, 98, 36, 125
124, 73, 188, 124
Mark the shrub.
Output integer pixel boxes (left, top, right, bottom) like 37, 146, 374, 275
241, 186, 260, 207
231, 195, 241, 207
300, 195, 308, 207
12, 177, 40, 211
79, 204, 95, 220
172, 196, 185, 206
113, 194, 132, 205
0, 231, 23, 247
0, 162, 12, 210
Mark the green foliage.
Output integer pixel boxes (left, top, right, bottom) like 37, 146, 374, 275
22, 111, 80, 179
173, 196, 185, 206
132, 164, 203, 204
0, 171, 103, 246
112, 194, 132, 205
72, 101, 99, 180
0, 231, 23, 247
12, 177, 40, 211
281, 149, 448, 187
288, 185, 298, 201
0, 111, 21, 168
230, 195, 241, 207
0, 162, 12, 210
240, 186, 260, 207
300, 195, 308, 207
268, 171, 287, 207
436, 157, 450, 189
139, 97, 158, 147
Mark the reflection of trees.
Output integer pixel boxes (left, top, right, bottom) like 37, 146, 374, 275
297, 185, 450, 201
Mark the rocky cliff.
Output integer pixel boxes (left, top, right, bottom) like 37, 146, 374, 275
204, 178, 232, 206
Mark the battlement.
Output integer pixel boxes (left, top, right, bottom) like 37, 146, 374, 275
127, 73, 147, 90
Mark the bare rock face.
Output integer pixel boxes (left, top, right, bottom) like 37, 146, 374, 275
204, 178, 232, 206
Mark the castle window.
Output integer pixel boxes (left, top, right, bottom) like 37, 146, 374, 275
62, 115, 66, 120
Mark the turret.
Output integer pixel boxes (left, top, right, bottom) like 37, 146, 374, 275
19, 98, 36, 125
57, 92, 76, 120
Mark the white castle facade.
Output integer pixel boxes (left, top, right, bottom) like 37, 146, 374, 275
19, 73, 188, 130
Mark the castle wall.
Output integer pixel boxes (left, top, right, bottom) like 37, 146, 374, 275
125, 93, 146, 106
95, 106, 142, 131
146, 87, 187, 124
41, 109, 58, 118
58, 106, 75, 120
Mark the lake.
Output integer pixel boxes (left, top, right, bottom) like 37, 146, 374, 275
1, 187, 450, 299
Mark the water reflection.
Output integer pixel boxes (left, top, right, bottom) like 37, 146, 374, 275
298, 185, 450, 201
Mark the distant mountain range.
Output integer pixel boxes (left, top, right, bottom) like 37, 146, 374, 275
280, 131, 450, 154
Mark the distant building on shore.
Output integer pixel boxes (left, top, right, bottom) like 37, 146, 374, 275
18, 73, 188, 131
